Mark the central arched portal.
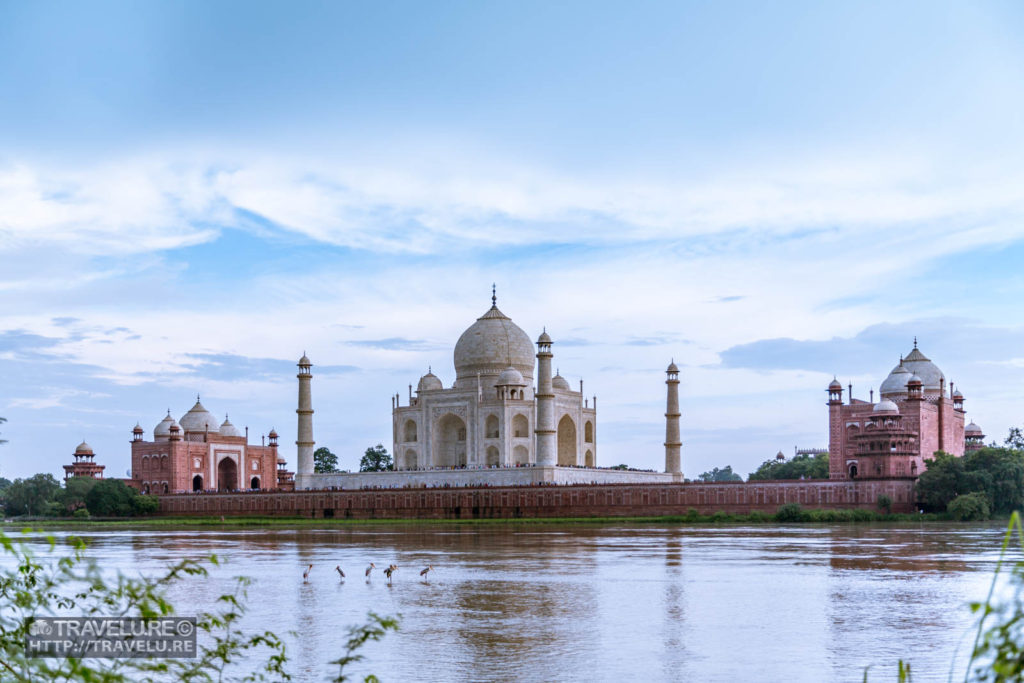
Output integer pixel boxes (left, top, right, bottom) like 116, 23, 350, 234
192, 475, 203, 492
217, 458, 238, 491
557, 415, 577, 466
434, 414, 468, 468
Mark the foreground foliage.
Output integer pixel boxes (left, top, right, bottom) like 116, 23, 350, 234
0, 530, 397, 681
965, 511, 1024, 681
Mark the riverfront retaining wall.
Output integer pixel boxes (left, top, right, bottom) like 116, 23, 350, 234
294, 465, 678, 491
156, 478, 917, 518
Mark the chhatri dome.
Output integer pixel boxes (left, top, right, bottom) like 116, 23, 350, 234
219, 415, 242, 438
453, 288, 535, 388
417, 368, 443, 392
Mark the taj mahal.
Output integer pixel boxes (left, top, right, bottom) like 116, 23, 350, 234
293, 290, 681, 490
391, 289, 597, 471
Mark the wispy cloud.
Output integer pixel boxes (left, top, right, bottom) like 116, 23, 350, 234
341, 338, 445, 352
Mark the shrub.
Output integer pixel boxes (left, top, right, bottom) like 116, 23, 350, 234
947, 492, 991, 521
775, 503, 804, 522
877, 494, 893, 514
72, 507, 90, 519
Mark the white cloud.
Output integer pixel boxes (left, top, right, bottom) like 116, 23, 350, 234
2, 148, 1023, 261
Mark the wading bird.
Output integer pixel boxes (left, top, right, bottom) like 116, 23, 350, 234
365, 562, 376, 579
303, 564, 313, 582
384, 564, 397, 583
420, 565, 433, 579
335, 565, 345, 580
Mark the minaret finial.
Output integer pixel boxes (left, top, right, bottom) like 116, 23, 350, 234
428, 365, 432, 373
196, 393, 200, 402
913, 336, 917, 349
492, 283, 497, 306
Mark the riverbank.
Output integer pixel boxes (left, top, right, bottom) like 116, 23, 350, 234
3, 507, 949, 529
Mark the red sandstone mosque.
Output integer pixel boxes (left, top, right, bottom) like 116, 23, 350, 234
827, 340, 985, 480
125, 398, 294, 494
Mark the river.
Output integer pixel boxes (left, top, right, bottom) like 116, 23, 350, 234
9, 522, 1014, 682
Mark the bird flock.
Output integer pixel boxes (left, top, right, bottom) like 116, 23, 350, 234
301, 562, 434, 584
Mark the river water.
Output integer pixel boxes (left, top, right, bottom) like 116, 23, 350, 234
11, 522, 1015, 682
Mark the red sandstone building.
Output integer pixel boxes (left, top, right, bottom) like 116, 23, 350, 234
827, 342, 985, 480
63, 441, 105, 481
128, 398, 294, 494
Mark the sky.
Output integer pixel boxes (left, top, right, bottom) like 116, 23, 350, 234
1, 0, 1024, 480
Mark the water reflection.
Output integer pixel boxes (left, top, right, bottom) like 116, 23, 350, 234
6, 522, 1012, 682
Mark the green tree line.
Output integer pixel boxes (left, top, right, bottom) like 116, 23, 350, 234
1, 475, 157, 518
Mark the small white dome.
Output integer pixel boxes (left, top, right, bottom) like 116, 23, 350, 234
907, 374, 922, 385
417, 371, 443, 392
552, 373, 571, 391
154, 412, 175, 438
219, 415, 241, 438
874, 399, 900, 413
75, 441, 93, 454
497, 366, 525, 386
966, 421, 984, 435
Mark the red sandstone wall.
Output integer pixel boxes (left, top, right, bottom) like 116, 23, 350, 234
155, 479, 918, 519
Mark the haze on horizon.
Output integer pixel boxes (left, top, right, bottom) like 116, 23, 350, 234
2, 0, 1023, 480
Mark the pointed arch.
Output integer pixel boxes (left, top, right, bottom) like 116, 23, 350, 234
557, 415, 577, 466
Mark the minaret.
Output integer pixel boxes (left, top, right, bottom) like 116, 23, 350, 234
295, 353, 315, 488
664, 360, 682, 478
535, 329, 557, 467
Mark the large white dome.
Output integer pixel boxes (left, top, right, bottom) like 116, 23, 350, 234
880, 346, 944, 397
453, 304, 534, 388
180, 399, 220, 434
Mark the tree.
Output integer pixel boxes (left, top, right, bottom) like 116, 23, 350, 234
748, 452, 828, 481
0, 416, 7, 445
1, 473, 61, 516
359, 444, 393, 472
85, 479, 158, 517
0, 529, 398, 681
58, 476, 99, 514
698, 465, 743, 482
314, 446, 340, 473
916, 447, 1024, 514
1007, 427, 1024, 451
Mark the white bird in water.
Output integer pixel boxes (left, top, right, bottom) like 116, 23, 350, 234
302, 564, 313, 582
420, 565, 433, 579
335, 565, 345, 580
365, 562, 376, 579
384, 564, 397, 583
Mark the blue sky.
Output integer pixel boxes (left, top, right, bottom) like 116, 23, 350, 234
2, 1, 1024, 479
